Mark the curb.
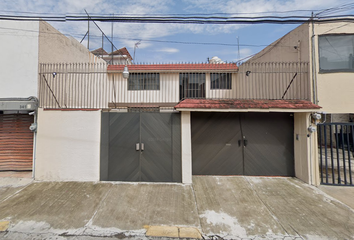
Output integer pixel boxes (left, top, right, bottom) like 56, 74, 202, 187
146, 225, 202, 239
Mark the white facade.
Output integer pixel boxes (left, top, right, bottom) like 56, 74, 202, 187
0, 20, 105, 99
0, 21, 39, 98
35, 109, 101, 181
109, 73, 180, 104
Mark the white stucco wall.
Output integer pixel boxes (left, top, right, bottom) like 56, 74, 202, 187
0, 21, 39, 98
35, 109, 101, 181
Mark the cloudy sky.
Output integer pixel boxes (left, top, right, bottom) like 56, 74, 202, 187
0, 0, 352, 63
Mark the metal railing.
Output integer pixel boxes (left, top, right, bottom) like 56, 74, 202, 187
39, 62, 310, 109
318, 123, 354, 186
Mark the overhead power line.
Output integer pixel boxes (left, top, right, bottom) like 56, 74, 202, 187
0, 9, 326, 16
1, 14, 354, 24
0, 25, 295, 48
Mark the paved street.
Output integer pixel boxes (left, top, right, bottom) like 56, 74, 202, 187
0, 176, 353, 239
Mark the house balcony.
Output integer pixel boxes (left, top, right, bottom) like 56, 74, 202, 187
38, 62, 311, 110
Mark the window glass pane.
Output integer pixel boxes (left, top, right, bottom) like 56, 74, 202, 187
319, 34, 354, 72
128, 73, 160, 90
179, 73, 205, 99
210, 73, 231, 89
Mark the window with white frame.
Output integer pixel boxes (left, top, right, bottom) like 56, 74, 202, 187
210, 73, 232, 89
128, 73, 160, 90
319, 34, 354, 72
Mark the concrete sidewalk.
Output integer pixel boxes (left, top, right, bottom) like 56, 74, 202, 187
0, 176, 353, 240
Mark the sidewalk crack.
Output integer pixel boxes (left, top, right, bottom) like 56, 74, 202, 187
191, 181, 203, 232
0, 181, 33, 204
82, 184, 113, 234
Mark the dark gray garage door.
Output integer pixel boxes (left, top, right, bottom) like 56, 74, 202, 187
101, 112, 181, 182
191, 112, 294, 176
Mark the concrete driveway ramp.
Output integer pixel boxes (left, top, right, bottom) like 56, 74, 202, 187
0, 177, 353, 239
91, 183, 200, 231
0, 182, 112, 231
193, 176, 288, 239
193, 176, 354, 240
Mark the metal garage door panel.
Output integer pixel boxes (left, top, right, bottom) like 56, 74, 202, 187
242, 113, 294, 176
192, 112, 243, 175
108, 113, 140, 181
106, 112, 181, 182
140, 113, 174, 182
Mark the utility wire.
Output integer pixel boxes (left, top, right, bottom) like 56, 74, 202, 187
1, 13, 354, 24
316, 2, 354, 16
0, 25, 296, 48
0, 9, 325, 16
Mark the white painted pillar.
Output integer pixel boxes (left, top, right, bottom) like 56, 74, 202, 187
294, 112, 320, 186
181, 111, 192, 184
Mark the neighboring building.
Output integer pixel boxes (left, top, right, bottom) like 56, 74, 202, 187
91, 47, 133, 64
246, 20, 354, 120
247, 20, 354, 186
0, 20, 104, 174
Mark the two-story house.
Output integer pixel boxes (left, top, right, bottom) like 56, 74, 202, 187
36, 58, 320, 185
20, 19, 343, 187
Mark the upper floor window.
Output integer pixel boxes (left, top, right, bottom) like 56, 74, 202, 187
210, 73, 232, 89
179, 73, 206, 99
319, 34, 354, 73
128, 73, 160, 90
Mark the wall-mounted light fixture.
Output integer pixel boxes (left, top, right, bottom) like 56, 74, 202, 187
122, 65, 129, 79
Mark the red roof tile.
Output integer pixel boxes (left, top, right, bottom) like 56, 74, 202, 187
175, 99, 321, 110
107, 63, 238, 72
110, 47, 133, 60
91, 47, 108, 56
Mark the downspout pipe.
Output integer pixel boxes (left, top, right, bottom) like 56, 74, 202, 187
311, 12, 318, 105
31, 111, 37, 179
29, 96, 39, 179
309, 12, 318, 185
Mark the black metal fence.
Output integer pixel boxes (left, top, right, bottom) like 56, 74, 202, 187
318, 123, 354, 186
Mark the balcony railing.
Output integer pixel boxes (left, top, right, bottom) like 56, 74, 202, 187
39, 62, 310, 109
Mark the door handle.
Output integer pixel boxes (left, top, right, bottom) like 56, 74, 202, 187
244, 139, 248, 146
238, 140, 242, 147
141, 143, 144, 151
136, 143, 140, 151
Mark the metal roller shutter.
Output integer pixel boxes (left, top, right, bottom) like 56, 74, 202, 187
0, 114, 34, 171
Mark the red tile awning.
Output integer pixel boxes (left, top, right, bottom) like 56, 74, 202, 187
175, 99, 321, 112
107, 63, 238, 73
